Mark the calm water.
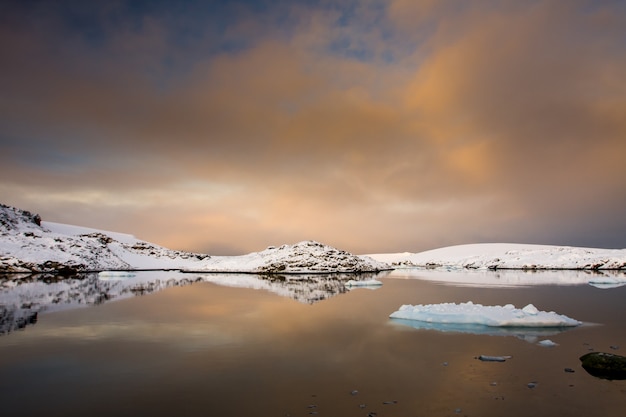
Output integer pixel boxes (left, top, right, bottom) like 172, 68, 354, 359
1, 271, 626, 417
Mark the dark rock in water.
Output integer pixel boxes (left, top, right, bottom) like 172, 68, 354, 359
580, 352, 626, 380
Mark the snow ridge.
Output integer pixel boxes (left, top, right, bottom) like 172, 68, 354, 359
369, 243, 626, 270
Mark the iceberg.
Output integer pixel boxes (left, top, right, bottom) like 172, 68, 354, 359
389, 301, 581, 327
588, 277, 626, 289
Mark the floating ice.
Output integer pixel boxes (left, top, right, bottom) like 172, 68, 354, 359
538, 339, 558, 347
589, 282, 626, 289
478, 355, 511, 362
345, 279, 382, 287
389, 301, 581, 327
588, 277, 626, 289
98, 271, 137, 280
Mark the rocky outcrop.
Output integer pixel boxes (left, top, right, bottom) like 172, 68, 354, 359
0, 204, 42, 232
256, 241, 375, 273
580, 352, 626, 380
229, 241, 390, 274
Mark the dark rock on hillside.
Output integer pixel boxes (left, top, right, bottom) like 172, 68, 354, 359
0, 204, 42, 232
254, 241, 390, 274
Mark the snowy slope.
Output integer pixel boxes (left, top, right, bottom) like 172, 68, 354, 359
0, 204, 389, 274
0, 204, 209, 273
368, 243, 626, 270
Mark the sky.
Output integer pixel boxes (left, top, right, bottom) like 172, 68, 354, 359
1, 0, 625, 255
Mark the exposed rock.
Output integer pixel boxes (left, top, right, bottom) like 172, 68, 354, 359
580, 352, 626, 380
251, 241, 389, 274
0, 204, 42, 232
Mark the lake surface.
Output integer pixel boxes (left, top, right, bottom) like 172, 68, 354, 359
1, 271, 626, 416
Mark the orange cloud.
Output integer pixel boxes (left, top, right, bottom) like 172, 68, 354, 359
1, 1, 625, 253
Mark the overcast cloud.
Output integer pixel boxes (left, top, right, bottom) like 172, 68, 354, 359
1, 0, 625, 254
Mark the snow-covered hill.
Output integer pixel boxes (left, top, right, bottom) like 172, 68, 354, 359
193, 241, 389, 274
0, 204, 389, 274
0, 204, 210, 273
3, 203, 626, 274
368, 243, 626, 270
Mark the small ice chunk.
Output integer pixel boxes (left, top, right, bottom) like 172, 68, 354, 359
538, 339, 558, 347
345, 279, 382, 287
478, 355, 511, 362
98, 271, 136, 280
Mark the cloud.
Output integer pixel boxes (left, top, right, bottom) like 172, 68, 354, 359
1, 0, 625, 253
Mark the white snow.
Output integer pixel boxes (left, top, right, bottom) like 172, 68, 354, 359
189, 241, 388, 274
538, 339, 558, 347
389, 301, 581, 327
368, 243, 626, 270
1, 205, 388, 274
2, 204, 625, 280
0, 204, 211, 272
44, 221, 137, 244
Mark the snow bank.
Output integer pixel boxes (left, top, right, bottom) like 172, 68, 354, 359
389, 301, 581, 327
368, 243, 626, 270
